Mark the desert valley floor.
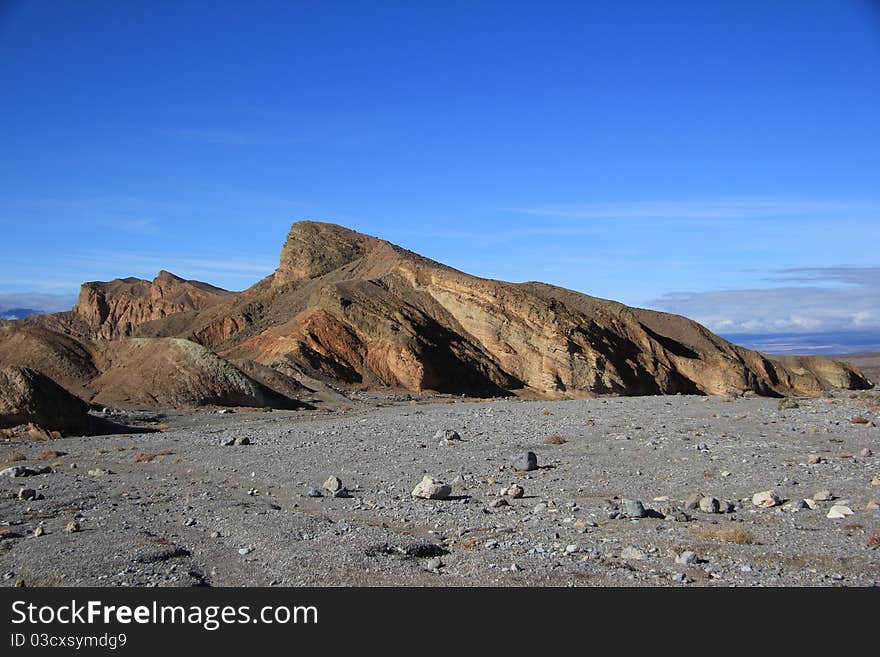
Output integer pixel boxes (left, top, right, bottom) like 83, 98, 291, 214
2, 390, 879, 587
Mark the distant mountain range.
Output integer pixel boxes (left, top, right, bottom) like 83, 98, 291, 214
721, 331, 880, 356
0, 308, 42, 320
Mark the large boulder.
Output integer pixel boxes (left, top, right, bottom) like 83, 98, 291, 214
0, 366, 91, 436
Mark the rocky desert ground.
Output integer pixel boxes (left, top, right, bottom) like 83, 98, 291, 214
2, 388, 879, 588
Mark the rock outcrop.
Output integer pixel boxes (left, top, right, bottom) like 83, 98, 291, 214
68, 271, 231, 340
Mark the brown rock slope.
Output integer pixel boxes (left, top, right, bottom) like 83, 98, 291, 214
0, 325, 305, 410
132, 221, 871, 399
86, 338, 303, 409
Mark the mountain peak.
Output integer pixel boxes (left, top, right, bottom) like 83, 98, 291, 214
274, 220, 385, 285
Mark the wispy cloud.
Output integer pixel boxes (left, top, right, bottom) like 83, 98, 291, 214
649, 266, 880, 334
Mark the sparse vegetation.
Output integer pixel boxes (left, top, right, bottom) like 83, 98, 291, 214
36, 450, 66, 461
688, 524, 754, 545
132, 450, 174, 463
0, 452, 26, 464
867, 531, 880, 548
544, 435, 567, 445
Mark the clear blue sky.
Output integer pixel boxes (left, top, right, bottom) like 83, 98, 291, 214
1, 1, 878, 349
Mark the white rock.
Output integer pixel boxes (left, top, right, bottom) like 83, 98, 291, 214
752, 490, 781, 508
826, 505, 853, 519
411, 475, 452, 500
322, 476, 343, 492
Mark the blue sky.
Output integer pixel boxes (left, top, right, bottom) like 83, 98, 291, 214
1, 1, 878, 350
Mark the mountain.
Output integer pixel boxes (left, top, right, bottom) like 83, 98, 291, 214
1, 221, 871, 413
0, 308, 42, 320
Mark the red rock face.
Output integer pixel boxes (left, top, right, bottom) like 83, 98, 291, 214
72, 271, 231, 339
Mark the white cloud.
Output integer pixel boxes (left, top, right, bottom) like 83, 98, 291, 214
649, 267, 880, 334
0, 292, 76, 313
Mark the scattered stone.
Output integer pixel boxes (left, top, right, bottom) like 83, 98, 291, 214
787, 499, 809, 511
489, 498, 509, 508
513, 451, 538, 471
684, 492, 702, 510
533, 502, 547, 513
435, 429, 461, 446
699, 496, 721, 514
234, 436, 252, 446
502, 484, 525, 498
64, 520, 80, 533
861, 448, 873, 458
622, 499, 646, 518
752, 490, 781, 508
865, 501, 879, 510
1, 466, 52, 478
827, 505, 853, 519
675, 551, 698, 566
620, 546, 646, 560
17, 488, 38, 501
426, 557, 443, 571
850, 416, 869, 425
667, 509, 694, 522
322, 476, 343, 493
778, 398, 800, 410
411, 475, 452, 500
87, 468, 113, 477
872, 477, 880, 487
33, 526, 45, 537
306, 487, 323, 498
813, 490, 834, 502
807, 454, 823, 465
238, 547, 254, 555
564, 544, 579, 554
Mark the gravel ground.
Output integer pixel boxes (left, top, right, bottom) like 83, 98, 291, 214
1, 391, 879, 587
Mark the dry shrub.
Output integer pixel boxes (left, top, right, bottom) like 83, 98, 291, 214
36, 450, 66, 461
867, 531, 880, 548
1, 452, 26, 464
851, 416, 869, 425
132, 450, 174, 463
544, 435, 567, 445
688, 524, 754, 545
541, 409, 552, 416
843, 523, 864, 531
340, 405, 353, 412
